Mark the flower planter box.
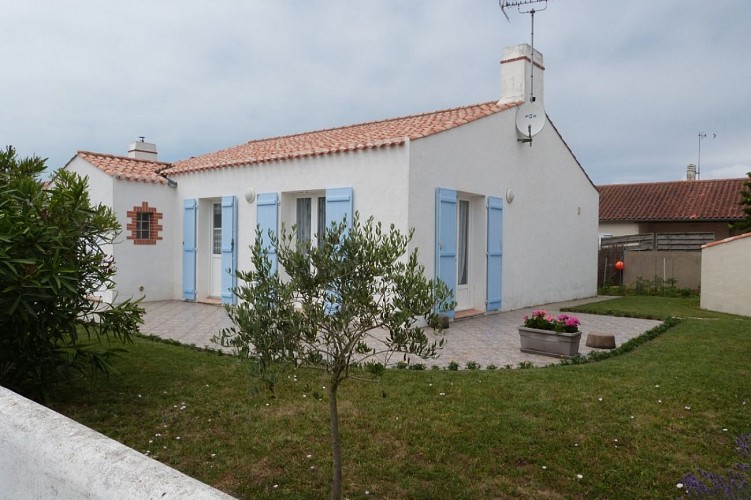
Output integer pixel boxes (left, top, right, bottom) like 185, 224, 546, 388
518, 326, 582, 359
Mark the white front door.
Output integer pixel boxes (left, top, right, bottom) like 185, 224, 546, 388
210, 202, 222, 297
455, 199, 471, 311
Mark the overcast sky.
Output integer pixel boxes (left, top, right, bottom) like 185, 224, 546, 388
2, 0, 749, 185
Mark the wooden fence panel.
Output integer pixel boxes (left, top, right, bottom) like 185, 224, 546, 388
601, 232, 715, 252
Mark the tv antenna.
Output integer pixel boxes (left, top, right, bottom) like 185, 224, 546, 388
500, 0, 550, 146
697, 132, 716, 180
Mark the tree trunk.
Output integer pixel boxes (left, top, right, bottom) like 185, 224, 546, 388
329, 383, 342, 500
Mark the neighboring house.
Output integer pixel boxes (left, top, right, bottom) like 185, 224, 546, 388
598, 176, 746, 241
596, 175, 746, 289
65, 44, 599, 316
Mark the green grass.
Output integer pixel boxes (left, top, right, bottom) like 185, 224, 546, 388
45, 298, 751, 499
564, 295, 732, 320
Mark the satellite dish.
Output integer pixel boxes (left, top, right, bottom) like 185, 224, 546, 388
516, 102, 546, 145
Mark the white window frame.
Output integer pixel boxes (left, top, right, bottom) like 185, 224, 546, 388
293, 193, 326, 246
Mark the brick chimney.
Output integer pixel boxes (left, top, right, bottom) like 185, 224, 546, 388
499, 44, 544, 105
128, 138, 158, 161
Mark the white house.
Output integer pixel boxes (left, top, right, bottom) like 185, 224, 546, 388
65, 44, 599, 317
64, 147, 178, 303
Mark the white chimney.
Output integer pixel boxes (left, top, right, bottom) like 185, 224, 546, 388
499, 44, 544, 106
686, 163, 697, 181
128, 139, 158, 161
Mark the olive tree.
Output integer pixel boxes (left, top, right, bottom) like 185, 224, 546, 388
215, 214, 452, 500
0, 146, 143, 400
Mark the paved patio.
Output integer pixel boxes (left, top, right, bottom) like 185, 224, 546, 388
141, 297, 662, 369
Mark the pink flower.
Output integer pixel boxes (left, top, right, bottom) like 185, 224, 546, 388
522, 310, 581, 333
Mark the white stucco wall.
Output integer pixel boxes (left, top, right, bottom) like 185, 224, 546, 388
408, 110, 598, 311
63, 158, 177, 303
112, 180, 177, 302
169, 146, 411, 301
170, 108, 598, 310
0, 386, 233, 499
63, 158, 117, 302
701, 232, 751, 317
65, 157, 115, 207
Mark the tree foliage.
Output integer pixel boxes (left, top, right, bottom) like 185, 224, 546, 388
214, 214, 452, 499
0, 146, 143, 400
730, 171, 751, 234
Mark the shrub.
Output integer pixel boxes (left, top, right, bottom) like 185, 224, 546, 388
0, 146, 143, 400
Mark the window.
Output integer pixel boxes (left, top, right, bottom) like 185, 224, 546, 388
295, 195, 326, 245
457, 200, 469, 286
212, 203, 222, 255
126, 202, 163, 245
296, 198, 312, 244
317, 196, 327, 240
136, 212, 150, 240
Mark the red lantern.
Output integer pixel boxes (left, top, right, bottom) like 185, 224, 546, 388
615, 260, 624, 271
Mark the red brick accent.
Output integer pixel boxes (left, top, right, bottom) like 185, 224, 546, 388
499, 55, 545, 71
126, 201, 163, 245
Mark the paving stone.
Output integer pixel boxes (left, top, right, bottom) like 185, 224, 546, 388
141, 297, 662, 369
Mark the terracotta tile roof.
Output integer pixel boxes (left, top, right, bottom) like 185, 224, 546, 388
598, 178, 747, 222
77, 151, 171, 184
164, 100, 521, 175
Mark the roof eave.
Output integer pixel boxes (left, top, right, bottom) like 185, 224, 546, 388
165, 139, 408, 176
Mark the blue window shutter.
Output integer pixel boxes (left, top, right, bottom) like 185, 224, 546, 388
435, 188, 457, 318
486, 196, 504, 311
325, 187, 353, 233
221, 195, 238, 305
256, 192, 279, 273
323, 187, 353, 315
182, 199, 197, 301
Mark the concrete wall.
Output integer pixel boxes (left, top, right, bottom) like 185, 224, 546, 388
701, 232, 751, 317
0, 386, 233, 499
623, 250, 702, 289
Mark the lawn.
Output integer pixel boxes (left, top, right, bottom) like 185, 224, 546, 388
46, 297, 751, 498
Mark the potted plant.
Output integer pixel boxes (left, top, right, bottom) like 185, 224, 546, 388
518, 310, 582, 358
